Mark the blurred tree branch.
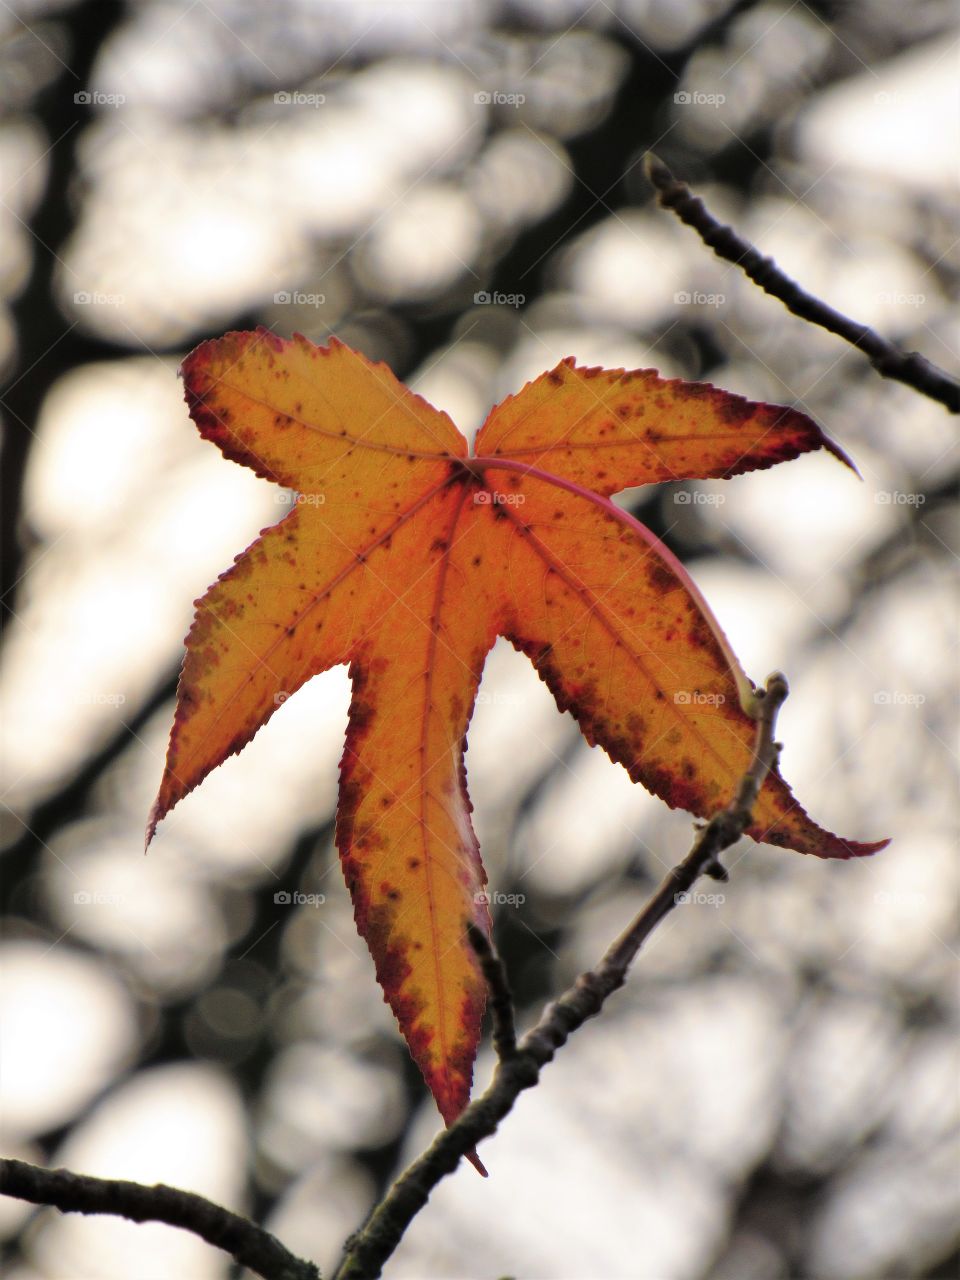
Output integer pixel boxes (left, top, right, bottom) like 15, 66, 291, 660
0, 1158, 319, 1280
1, 674, 790, 1280
645, 154, 960, 415
0, 0, 126, 602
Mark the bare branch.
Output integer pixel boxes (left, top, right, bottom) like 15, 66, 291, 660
334, 673, 792, 1280
0, 1158, 319, 1280
644, 153, 960, 415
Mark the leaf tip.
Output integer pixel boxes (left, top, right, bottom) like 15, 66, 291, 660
763, 820, 891, 861
842, 835, 892, 857
144, 799, 162, 853
466, 1149, 489, 1177
819, 429, 862, 477
811, 833, 891, 860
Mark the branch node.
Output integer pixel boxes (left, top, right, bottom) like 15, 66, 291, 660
703, 860, 729, 882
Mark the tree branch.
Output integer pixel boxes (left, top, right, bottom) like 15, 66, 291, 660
334, 673, 791, 1279
644, 153, 960, 415
0, 1158, 319, 1280
466, 921, 518, 1060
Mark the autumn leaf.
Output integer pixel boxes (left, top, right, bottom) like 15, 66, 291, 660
147, 329, 887, 1150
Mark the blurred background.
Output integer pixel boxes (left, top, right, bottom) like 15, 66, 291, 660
1, 2, 958, 1277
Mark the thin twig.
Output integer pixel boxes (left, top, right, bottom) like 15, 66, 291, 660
645, 153, 960, 415
467, 921, 518, 1060
334, 673, 791, 1280
0, 1159, 319, 1280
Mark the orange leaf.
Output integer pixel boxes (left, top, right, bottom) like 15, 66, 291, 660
148, 330, 887, 1141
474, 356, 858, 493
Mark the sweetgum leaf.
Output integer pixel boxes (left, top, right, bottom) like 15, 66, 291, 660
148, 329, 888, 1138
